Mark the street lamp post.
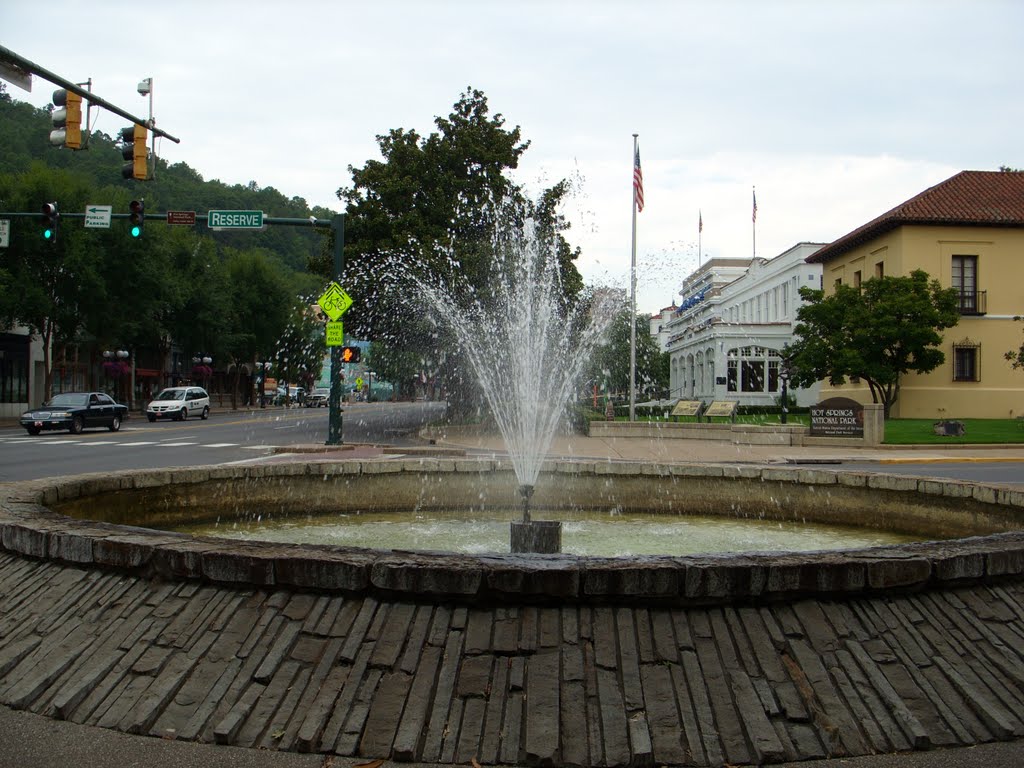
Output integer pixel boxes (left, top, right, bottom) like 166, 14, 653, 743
779, 364, 790, 425
254, 361, 271, 408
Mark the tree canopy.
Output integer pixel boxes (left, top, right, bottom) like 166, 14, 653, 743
0, 95, 330, 400
327, 88, 586, 414
586, 303, 668, 403
786, 270, 960, 418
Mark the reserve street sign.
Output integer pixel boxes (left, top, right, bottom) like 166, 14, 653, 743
318, 282, 353, 321
207, 210, 264, 230
84, 205, 112, 229
326, 321, 344, 346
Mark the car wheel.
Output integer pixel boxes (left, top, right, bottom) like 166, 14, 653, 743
147, 414, 156, 422
25, 427, 40, 436
70, 416, 84, 434
177, 408, 188, 421
201, 406, 209, 420
109, 415, 121, 432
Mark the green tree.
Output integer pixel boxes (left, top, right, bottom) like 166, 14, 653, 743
274, 297, 325, 398
587, 304, 666, 402
223, 250, 291, 407
786, 270, 960, 418
326, 88, 584, 416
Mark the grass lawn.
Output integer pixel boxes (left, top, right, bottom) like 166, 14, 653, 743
608, 412, 1024, 444
882, 418, 1024, 445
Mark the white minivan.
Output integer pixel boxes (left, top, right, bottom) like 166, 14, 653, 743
146, 386, 210, 422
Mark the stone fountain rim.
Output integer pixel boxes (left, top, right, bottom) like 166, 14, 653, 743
1, 457, 1023, 606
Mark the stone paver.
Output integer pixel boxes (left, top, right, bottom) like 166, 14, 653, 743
1, 551, 1023, 766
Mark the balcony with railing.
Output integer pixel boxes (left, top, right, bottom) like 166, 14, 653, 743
957, 290, 987, 316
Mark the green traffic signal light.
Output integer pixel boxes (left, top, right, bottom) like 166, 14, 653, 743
129, 199, 144, 238
41, 202, 59, 243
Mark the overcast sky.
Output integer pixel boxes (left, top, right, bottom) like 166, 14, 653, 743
4, 0, 1022, 313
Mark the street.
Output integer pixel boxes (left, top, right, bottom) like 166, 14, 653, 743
0, 400, 447, 482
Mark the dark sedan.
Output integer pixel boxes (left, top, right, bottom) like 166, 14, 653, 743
20, 392, 128, 435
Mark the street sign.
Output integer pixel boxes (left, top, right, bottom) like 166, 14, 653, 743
326, 321, 344, 346
84, 205, 112, 229
0, 219, 9, 248
355, 377, 364, 390
207, 210, 264, 229
167, 210, 196, 226
318, 282, 353, 321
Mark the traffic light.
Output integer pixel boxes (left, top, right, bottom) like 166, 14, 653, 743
129, 199, 145, 237
119, 124, 148, 180
41, 202, 59, 242
340, 346, 361, 363
49, 89, 82, 150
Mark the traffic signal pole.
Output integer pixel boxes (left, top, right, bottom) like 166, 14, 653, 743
0, 45, 180, 146
326, 214, 346, 445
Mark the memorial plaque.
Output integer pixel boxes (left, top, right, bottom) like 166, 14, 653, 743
671, 400, 703, 417
809, 397, 864, 437
704, 400, 738, 419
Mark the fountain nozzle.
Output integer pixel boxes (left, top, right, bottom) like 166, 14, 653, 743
518, 484, 534, 523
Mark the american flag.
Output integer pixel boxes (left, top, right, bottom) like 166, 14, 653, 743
633, 146, 644, 212
752, 189, 757, 223
699, 210, 703, 233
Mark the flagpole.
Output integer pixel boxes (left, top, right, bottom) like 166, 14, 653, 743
629, 133, 638, 423
752, 186, 757, 259
698, 209, 702, 267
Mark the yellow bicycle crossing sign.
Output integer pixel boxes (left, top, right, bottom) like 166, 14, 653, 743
318, 282, 353, 321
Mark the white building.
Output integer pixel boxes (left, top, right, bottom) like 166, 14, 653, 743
666, 244, 825, 407
648, 303, 678, 352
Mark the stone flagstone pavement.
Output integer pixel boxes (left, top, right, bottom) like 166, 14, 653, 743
2, 549, 1024, 766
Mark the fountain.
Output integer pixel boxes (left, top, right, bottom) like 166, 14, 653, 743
410, 213, 617, 552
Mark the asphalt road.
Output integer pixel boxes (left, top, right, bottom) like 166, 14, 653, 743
0, 401, 447, 482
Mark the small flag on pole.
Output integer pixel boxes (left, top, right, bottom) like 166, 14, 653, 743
633, 146, 644, 212
752, 188, 757, 223
699, 210, 703, 233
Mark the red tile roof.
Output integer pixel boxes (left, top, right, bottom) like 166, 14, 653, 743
807, 170, 1024, 263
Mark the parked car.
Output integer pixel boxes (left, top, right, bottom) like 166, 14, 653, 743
274, 385, 306, 405
20, 392, 128, 435
146, 386, 210, 422
305, 387, 330, 407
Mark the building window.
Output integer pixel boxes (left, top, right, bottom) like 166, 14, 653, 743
952, 255, 979, 313
953, 341, 980, 382
875, 261, 884, 278
727, 357, 738, 392
853, 270, 862, 288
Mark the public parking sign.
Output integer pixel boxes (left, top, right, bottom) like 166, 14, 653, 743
84, 205, 112, 229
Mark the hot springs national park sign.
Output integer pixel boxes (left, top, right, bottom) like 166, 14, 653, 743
809, 397, 865, 438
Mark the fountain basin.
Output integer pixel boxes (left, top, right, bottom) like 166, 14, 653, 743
2, 458, 1023, 606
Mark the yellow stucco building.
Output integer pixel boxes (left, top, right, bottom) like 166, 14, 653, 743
806, 170, 1024, 419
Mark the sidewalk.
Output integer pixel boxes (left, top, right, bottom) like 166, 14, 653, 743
430, 429, 1024, 466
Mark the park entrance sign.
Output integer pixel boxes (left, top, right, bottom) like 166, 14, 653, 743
207, 210, 264, 229
810, 397, 865, 437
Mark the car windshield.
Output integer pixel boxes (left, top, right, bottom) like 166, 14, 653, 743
46, 393, 88, 407
155, 389, 186, 401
